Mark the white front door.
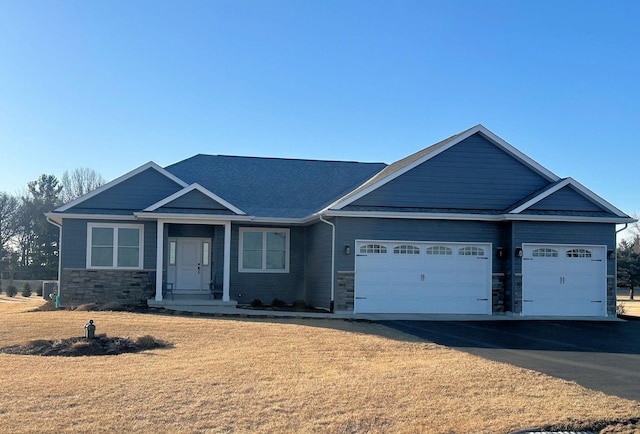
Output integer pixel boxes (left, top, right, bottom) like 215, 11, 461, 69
174, 238, 212, 291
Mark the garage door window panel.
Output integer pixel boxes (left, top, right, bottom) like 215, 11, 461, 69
393, 245, 420, 254
566, 248, 592, 258
426, 246, 452, 256
458, 246, 485, 256
532, 248, 558, 258
360, 244, 387, 254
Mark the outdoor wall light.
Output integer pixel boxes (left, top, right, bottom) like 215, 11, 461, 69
344, 245, 351, 255
515, 247, 523, 257
496, 247, 505, 259
608, 249, 615, 260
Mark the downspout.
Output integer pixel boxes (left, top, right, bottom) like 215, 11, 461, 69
46, 217, 62, 308
319, 214, 336, 313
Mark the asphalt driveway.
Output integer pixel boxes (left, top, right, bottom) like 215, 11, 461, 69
380, 319, 640, 401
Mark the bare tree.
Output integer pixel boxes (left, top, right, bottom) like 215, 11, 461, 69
60, 168, 105, 204
0, 192, 19, 259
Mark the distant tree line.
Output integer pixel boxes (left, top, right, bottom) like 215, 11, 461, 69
0, 168, 104, 281
618, 225, 640, 292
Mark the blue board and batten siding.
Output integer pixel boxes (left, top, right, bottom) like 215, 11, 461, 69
303, 222, 334, 310
511, 221, 616, 274
348, 134, 550, 211
333, 217, 505, 273
526, 186, 612, 214
157, 190, 236, 214
61, 219, 157, 270
228, 225, 307, 305
67, 168, 183, 213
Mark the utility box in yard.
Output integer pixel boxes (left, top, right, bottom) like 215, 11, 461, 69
42, 281, 58, 300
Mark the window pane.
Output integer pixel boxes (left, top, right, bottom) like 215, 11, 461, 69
169, 241, 176, 265
266, 250, 285, 269
92, 227, 113, 246
118, 247, 139, 267
118, 228, 139, 247
91, 246, 113, 267
202, 242, 210, 266
266, 232, 286, 250
243, 232, 263, 250
243, 250, 262, 269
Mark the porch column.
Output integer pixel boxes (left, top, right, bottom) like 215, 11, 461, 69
155, 219, 164, 301
223, 221, 231, 301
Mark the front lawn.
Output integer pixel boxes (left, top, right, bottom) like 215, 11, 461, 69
1, 296, 639, 433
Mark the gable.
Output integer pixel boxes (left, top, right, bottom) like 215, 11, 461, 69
345, 133, 550, 212
526, 185, 610, 214
64, 167, 184, 214
152, 189, 237, 215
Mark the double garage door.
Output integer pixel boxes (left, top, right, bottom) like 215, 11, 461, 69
354, 240, 492, 314
522, 244, 607, 317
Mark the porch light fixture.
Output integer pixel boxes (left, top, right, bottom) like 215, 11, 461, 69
515, 247, 523, 257
344, 244, 351, 255
496, 247, 505, 259
608, 249, 615, 260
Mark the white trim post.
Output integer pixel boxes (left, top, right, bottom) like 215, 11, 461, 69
155, 220, 164, 301
223, 221, 231, 302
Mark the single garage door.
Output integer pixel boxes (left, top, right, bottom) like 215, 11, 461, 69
521, 244, 607, 317
354, 241, 492, 314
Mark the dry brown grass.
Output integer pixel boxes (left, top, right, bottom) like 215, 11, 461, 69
1, 295, 639, 433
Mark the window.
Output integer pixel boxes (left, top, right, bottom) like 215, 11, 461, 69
426, 246, 452, 256
239, 228, 289, 272
169, 241, 177, 265
393, 245, 420, 255
87, 223, 143, 269
359, 244, 387, 254
459, 246, 485, 256
566, 248, 592, 258
532, 248, 558, 258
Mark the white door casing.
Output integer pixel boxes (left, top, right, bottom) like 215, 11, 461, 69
169, 238, 212, 291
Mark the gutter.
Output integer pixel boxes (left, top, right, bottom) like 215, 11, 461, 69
46, 216, 62, 308
318, 214, 336, 313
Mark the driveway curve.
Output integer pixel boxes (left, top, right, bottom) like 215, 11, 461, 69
381, 320, 640, 401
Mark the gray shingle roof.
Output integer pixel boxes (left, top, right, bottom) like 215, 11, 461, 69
164, 155, 387, 218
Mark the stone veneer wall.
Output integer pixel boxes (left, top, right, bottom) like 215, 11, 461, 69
513, 273, 523, 314
607, 275, 616, 317
61, 269, 154, 306
335, 271, 354, 312
492, 273, 505, 314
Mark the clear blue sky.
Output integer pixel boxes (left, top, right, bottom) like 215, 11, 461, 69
0, 1, 638, 222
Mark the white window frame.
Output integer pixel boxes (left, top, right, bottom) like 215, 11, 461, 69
86, 223, 144, 269
238, 227, 290, 273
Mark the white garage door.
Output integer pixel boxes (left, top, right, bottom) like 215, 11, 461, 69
522, 244, 607, 317
354, 241, 492, 314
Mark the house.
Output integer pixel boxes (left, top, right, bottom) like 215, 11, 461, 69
46, 125, 635, 317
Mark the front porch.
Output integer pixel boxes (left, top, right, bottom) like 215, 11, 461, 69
148, 289, 238, 309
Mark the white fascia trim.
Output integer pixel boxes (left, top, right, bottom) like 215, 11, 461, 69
45, 212, 138, 224
329, 125, 560, 211
143, 183, 246, 215
55, 162, 188, 212
324, 210, 636, 224
133, 212, 254, 222
509, 177, 631, 217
